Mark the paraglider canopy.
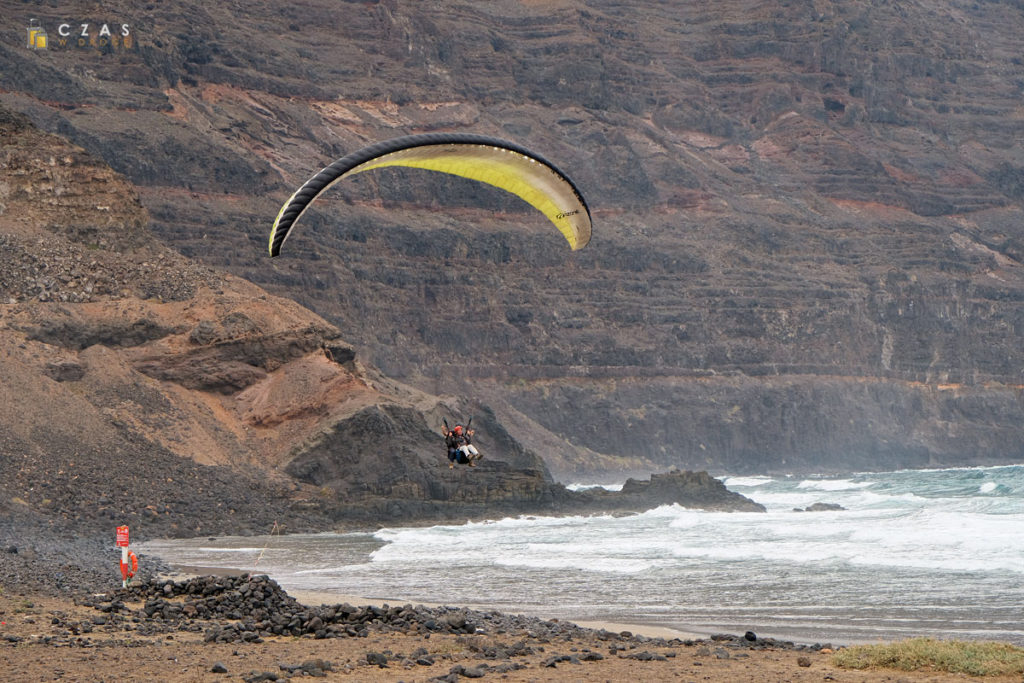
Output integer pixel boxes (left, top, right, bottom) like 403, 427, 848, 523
269, 133, 592, 256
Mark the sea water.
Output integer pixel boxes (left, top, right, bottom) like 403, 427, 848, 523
141, 465, 1024, 645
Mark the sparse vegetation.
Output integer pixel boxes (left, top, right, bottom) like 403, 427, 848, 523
832, 638, 1024, 677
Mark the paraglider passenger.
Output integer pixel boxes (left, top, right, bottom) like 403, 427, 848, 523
444, 424, 462, 468
443, 424, 481, 468
459, 425, 481, 467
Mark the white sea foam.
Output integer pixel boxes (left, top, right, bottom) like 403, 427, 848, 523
722, 476, 775, 487
797, 478, 874, 491
141, 465, 1024, 646
566, 482, 624, 492
666, 510, 706, 529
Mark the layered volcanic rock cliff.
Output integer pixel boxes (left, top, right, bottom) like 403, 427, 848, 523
0, 108, 761, 591
2, 0, 1024, 477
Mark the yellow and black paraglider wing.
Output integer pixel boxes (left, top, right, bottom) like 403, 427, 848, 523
269, 133, 591, 257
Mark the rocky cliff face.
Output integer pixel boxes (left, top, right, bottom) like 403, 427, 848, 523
0, 109, 484, 541
3, 0, 1023, 477
1, 109, 755, 571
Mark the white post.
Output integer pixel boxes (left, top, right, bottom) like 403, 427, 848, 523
116, 525, 130, 587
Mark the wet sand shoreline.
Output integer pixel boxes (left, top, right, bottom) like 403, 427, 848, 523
169, 564, 714, 641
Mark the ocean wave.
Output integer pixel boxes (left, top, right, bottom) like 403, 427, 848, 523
848, 552, 1024, 574
493, 554, 654, 574
977, 481, 1017, 496
372, 513, 602, 543
141, 465, 1024, 648
722, 476, 775, 487
797, 479, 874, 491
875, 463, 1024, 477
565, 482, 624, 492
294, 563, 375, 575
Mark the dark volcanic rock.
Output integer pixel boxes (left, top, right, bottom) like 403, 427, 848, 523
131, 322, 347, 393
282, 400, 762, 522
25, 316, 183, 350
568, 470, 765, 514
616, 470, 765, 512
795, 502, 845, 512
43, 360, 86, 382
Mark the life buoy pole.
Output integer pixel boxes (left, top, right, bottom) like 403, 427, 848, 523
121, 551, 138, 583
116, 525, 136, 586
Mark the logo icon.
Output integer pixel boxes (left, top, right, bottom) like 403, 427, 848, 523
27, 19, 47, 49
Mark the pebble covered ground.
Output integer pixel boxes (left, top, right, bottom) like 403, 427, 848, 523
3, 574, 1006, 682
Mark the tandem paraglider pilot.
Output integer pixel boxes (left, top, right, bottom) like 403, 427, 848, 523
443, 423, 481, 469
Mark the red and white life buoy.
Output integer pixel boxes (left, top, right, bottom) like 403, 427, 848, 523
120, 551, 138, 580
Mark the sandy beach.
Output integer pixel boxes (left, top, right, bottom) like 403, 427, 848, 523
2, 585, 1020, 683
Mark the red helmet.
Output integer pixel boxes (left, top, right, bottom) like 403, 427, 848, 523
453, 425, 463, 434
